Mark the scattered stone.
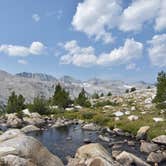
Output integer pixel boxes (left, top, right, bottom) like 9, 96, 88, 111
98, 135, 110, 142
125, 111, 130, 115
116, 151, 150, 166
82, 123, 100, 131
153, 117, 164, 122
140, 141, 159, 154
152, 135, 166, 145
128, 115, 139, 121
66, 137, 72, 141
136, 126, 150, 140
113, 111, 124, 117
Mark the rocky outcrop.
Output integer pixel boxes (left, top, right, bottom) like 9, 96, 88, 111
116, 151, 150, 166
67, 143, 120, 166
0, 129, 64, 166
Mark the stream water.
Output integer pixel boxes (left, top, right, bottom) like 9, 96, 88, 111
28, 124, 148, 165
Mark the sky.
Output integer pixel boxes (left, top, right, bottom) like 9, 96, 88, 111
0, 0, 166, 83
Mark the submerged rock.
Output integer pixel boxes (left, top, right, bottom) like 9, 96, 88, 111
0, 129, 64, 166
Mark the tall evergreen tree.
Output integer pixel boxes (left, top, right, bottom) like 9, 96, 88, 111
76, 88, 91, 107
52, 83, 71, 108
154, 71, 166, 103
6, 91, 25, 114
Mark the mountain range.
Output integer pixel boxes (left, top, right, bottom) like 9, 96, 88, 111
0, 70, 153, 105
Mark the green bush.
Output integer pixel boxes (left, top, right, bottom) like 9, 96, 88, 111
93, 114, 109, 126
81, 112, 96, 120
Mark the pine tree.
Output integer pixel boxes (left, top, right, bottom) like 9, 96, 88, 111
52, 84, 71, 108
154, 71, 166, 103
107, 92, 112, 96
6, 91, 25, 114
76, 88, 91, 107
29, 97, 49, 115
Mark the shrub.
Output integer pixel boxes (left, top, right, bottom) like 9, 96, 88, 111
130, 87, 136, 92
81, 112, 96, 120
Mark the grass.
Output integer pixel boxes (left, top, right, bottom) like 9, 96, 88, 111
52, 105, 166, 139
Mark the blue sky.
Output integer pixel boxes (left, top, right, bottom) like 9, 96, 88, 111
0, 0, 166, 82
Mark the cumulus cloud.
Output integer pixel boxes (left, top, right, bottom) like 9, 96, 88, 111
60, 40, 97, 66
72, 0, 122, 44
119, 0, 160, 32
60, 39, 143, 67
0, 42, 46, 57
72, 0, 166, 43
148, 34, 166, 67
18, 59, 28, 65
32, 14, 40, 22
97, 38, 143, 65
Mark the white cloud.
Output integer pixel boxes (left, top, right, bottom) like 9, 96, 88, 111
0, 42, 46, 57
18, 59, 28, 65
97, 38, 143, 65
60, 40, 97, 66
148, 34, 166, 67
72, 0, 122, 44
119, 0, 160, 32
60, 39, 143, 67
72, 0, 166, 43
126, 63, 140, 71
155, 0, 166, 31
32, 14, 40, 22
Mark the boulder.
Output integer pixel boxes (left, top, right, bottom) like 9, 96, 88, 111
21, 125, 40, 133
22, 108, 31, 116
23, 116, 45, 127
0, 129, 64, 166
67, 143, 120, 166
147, 151, 166, 163
116, 151, 150, 166
152, 135, 166, 145
140, 141, 159, 154
6, 113, 22, 128
136, 126, 150, 140
82, 123, 100, 131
